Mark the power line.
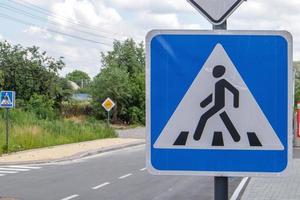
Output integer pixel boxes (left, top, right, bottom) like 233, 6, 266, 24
13, 0, 126, 37
0, 13, 112, 46
0, 2, 118, 41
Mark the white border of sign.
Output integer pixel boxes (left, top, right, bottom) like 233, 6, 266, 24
187, 0, 245, 25
0, 91, 15, 108
146, 30, 293, 177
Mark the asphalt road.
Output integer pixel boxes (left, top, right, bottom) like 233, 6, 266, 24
0, 145, 241, 200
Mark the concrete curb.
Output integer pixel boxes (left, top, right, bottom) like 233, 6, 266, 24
0, 141, 145, 165
230, 177, 250, 200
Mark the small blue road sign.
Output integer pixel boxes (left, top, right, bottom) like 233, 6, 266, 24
146, 30, 292, 176
0, 91, 15, 108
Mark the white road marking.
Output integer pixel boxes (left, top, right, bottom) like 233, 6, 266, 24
8, 165, 41, 169
0, 167, 30, 172
118, 173, 132, 179
139, 168, 146, 171
0, 174, 5, 176
230, 177, 249, 200
0, 171, 18, 174
92, 182, 110, 190
61, 194, 79, 200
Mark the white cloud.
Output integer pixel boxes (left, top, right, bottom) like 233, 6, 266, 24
135, 13, 180, 30
5, 0, 300, 78
103, 0, 192, 13
54, 35, 66, 42
51, 0, 122, 27
23, 26, 52, 39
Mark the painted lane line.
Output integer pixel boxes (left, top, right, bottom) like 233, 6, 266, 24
118, 173, 132, 179
8, 165, 41, 169
61, 194, 79, 200
230, 177, 249, 200
0, 171, 18, 174
139, 168, 146, 171
0, 168, 30, 172
92, 182, 110, 190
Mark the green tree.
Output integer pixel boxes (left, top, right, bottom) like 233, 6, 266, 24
0, 41, 70, 107
294, 61, 300, 105
92, 39, 145, 124
92, 67, 131, 122
66, 70, 91, 88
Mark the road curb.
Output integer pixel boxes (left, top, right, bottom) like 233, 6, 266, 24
230, 177, 250, 200
0, 141, 145, 165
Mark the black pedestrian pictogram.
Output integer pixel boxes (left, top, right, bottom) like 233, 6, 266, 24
173, 65, 262, 147
193, 65, 240, 143
173, 131, 189, 146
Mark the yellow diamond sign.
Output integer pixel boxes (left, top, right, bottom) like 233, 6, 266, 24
102, 97, 115, 112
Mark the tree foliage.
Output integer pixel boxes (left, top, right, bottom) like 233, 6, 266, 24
66, 70, 91, 87
0, 41, 72, 108
91, 39, 145, 124
294, 61, 300, 105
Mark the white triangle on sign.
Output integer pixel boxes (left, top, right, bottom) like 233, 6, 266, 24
1, 93, 12, 105
154, 44, 284, 150
188, 0, 244, 24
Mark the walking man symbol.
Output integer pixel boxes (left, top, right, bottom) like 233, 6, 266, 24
155, 44, 281, 150
193, 65, 241, 142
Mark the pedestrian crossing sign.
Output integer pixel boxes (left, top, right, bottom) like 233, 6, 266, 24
0, 91, 15, 108
146, 30, 292, 176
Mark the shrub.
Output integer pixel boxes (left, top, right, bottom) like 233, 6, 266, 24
26, 94, 56, 120
61, 100, 92, 117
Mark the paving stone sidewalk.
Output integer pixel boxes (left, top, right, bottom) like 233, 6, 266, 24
242, 159, 300, 200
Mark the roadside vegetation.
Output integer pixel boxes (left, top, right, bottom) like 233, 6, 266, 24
294, 61, 300, 105
0, 109, 115, 154
0, 38, 145, 154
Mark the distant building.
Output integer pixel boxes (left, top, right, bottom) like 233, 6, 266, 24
72, 93, 92, 101
68, 81, 80, 91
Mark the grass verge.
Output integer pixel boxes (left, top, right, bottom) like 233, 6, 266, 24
0, 109, 116, 155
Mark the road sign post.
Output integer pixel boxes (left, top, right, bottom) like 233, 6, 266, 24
107, 110, 110, 125
213, 20, 228, 200
0, 91, 15, 153
147, 2, 292, 200
102, 98, 115, 126
5, 108, 9, 153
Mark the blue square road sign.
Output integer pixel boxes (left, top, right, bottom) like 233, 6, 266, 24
146, 30, 292, 176
0, 91, 15, 108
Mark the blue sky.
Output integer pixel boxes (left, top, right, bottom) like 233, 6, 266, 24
0, 0, 299, 78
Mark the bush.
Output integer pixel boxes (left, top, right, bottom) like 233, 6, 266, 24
61, 100, 92, 117
127, 106, 144, 124
25, 94, 56, 120
0, 109, 116, 154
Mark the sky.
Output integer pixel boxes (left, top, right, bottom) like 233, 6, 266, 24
0, 0, 299, 78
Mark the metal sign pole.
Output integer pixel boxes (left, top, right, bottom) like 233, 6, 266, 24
107, 110, 110, 126
213, 20, 229, 200
5, 108, 9, 153
215, 176, 228, 200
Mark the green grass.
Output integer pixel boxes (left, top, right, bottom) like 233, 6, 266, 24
0, 109, 116, 155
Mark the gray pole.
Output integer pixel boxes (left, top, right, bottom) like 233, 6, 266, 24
107, 110, 110, 126
213, 20, 229, 200
5, 108, 9, 153
213, 21, 227, 30
215, 176, 228, 200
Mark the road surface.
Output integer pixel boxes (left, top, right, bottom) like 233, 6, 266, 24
0, 145, 241, 200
